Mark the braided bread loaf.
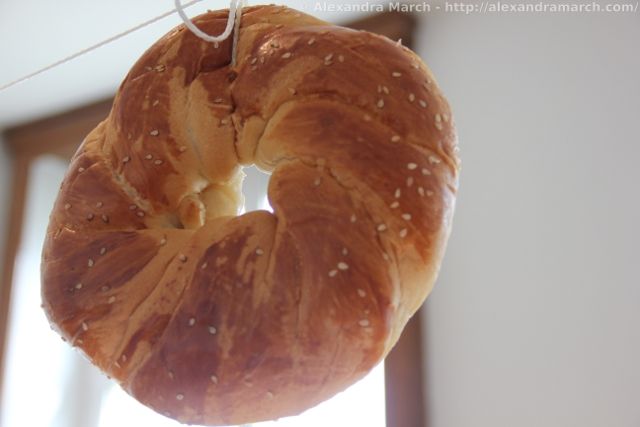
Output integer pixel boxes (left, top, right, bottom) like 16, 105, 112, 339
41, 5, 459, 425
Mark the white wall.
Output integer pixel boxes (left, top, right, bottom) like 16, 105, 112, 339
418, 10, 640, 427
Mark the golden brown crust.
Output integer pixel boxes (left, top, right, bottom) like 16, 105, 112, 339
41, 5, 459, 425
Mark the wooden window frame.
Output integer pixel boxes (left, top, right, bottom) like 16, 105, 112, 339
0, 11, 426, 427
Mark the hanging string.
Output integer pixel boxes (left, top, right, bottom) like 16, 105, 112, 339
174, 0, 246, 66
231, 0, 247, 66
0, 0, 247, 93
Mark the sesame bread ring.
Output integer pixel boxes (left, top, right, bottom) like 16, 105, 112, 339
41, 5, 459, 425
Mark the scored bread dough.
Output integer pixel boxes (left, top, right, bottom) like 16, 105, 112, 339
41, 5, 459, 425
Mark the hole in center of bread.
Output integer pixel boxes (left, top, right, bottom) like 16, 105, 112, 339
241, 165, 272, 214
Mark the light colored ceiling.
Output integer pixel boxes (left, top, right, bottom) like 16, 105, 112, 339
0, 0, 387, 129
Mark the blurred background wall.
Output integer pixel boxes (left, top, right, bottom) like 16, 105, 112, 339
0, 140, 10, 285
419, 8, 640, 427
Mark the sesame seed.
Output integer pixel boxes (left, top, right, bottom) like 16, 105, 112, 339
154, 159, 163, 165
201, 262, 208, 269
359, 319, 370, 327
407, 162, 418, 170
100, 247, 107, 255
101, 214, 109, 223
427, 190, 434, 197
382, 253, 390, 261
267, 391, 275, 399
88, 259, 94, 267
337, 262, 349, 271
377, 224, 387, 232
256, 248, 264, 255
129, 204, 137, 210
81, 322, 88, 331
87, 213, 94, 221
338, 55, 344, 62
176, 393, 184, 401
357, 289, 366, 298
382, 85, 389, 95
64, 203, 71, 210
150, 130, 159, 136
168, 371, 174, 379
121, 354, 127, 362
392, 71, 402, 77
342, 247, 348, 256
408, 93, 416, 102
435, 114, 442, 122
208, 326, 217, 335
145, 154, 153, 160
402, 213, 412, 221
350, 214, 357, 223
179, 146, 187, 152
108, 296, 116, 304
418, 187, 425, 197
114, 361, 120, 368
422, 168, 431, 175
394, 188, 401, 198
250, 57, 258, 64
313, 177, 321, 186
435, 122, 444, 131
179, 254, 187, 262
363, 114, 372, 122
160, 238, 167, 245
328, 269, 338, 277
188, 317, 196, 326
324, 53, 334, 62
399, 229, 408, 238
78, 167, 85, 173
443, 113, 450, 122
288, 87, 296, 95
406, 177, 414, 187
210, 375, 218, 384
429, 155, 441, 164
221, 118, 229, 125
377, 85, 383, 94
308, 37, 316, 45
214, 98, 224, 104
100, 285, 110, 292
152, 100, 160, 106
75, 283, 83, 290
281, 52, 292, 59
377, 99, 385, 108
391, 135, 401, 142
96, 202, 103, 208
390, 201, 400, 209
136, 211, 145, 217
419, 100, 427, 108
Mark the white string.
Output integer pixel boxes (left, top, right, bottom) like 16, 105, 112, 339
175, 0, 246, 66
175, 0, 237, 43
0, 0, 205, 93
231, 0, 247, 65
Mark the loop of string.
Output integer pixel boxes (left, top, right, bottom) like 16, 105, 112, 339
0, 0, 246, 94
174, 0, 246, 66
